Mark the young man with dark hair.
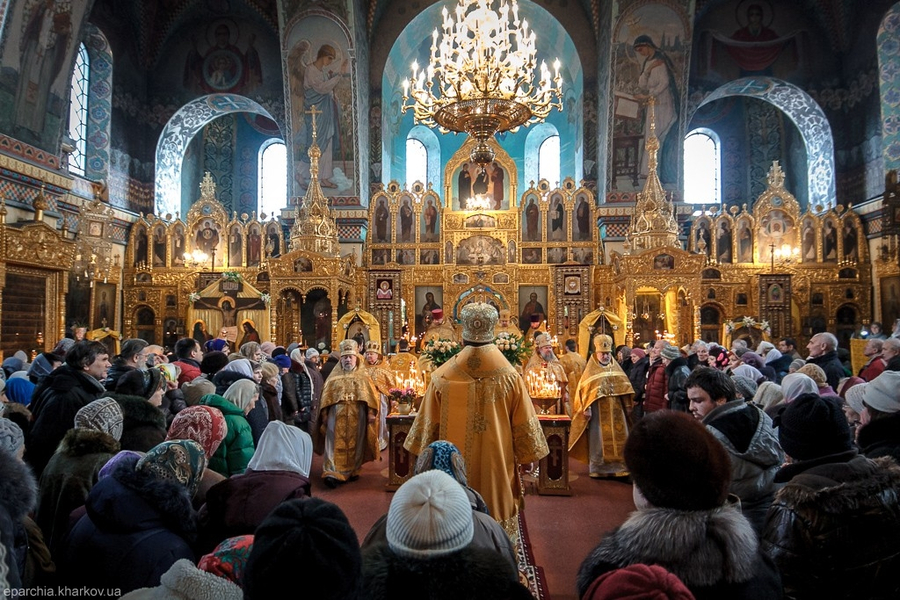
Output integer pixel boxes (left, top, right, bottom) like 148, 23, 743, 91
26, 341, 111, 477
172, 337, 203, 385
686, 367, 783, 535
777, 337, 802, 361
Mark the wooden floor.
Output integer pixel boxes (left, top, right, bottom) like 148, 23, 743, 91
312, 450, 636, 600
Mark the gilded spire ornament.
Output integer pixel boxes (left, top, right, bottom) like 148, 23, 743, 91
624, 97, 680, 253
290, 104, 340, 257
199, 172, 217, 201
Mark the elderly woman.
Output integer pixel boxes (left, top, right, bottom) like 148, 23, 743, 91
197, 420, 312, 553
166, 405, 229, 509
213, 358, 267, 444
199, 383, 257, 477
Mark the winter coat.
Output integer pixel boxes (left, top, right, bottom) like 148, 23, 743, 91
664, 357, 690, 412
26, 365, 107, 477
703, 401, 784, 535
627, 355, 650, 405
763, 452, 900, 600
160, 387, 187, 430
361, 543, 534, 600
213, 370, 266, 445
111, 394, 168, 452
260, 381, 282, 422
643, 359, 668, 413
768, 354, 793, 384
59, 456, 197, 594
857, 412, 900, 463
118, 558, 242, 600
0, 449, 38, 590
858, 356, 886, 382
36, 428, 119, 555
577, 503, 782, 600
198, 394, 255, 476
104, 361, 136, 391
197, 468, 310, 553
806, 351, 845, 392
172, 359, 202, 386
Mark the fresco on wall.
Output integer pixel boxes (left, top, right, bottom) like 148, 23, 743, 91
287, 16, 355, 197
183, 19, 263, 95
612, 2, 688, 192
0, 0, 90, 148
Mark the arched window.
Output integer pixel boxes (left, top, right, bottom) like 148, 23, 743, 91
406, 138, 427, 187
68, 43, 90, 176
258, 140, 287, 217
539, 134, 560, 186
684, 129, 721, 204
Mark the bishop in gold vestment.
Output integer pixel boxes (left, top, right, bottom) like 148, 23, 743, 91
406, 302, 549, 540
316, 339, 380, 487
569, 334, 634, 478
524, 333, 569, 415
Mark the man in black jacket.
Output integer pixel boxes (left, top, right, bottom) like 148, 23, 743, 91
26, 341, 110, 477
103, 338, 149, 391
805, 332, 846, 391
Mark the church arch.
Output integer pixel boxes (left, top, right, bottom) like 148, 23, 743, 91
696, 77, 836, 211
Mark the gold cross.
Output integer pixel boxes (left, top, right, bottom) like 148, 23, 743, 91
306, 104, 322, 142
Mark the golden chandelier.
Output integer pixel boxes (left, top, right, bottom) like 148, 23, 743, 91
402, 0, 563, 167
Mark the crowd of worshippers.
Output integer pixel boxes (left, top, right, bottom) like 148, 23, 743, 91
1, 313, 900, 598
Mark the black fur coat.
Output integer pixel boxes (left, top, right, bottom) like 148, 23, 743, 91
0, 449, 38, 589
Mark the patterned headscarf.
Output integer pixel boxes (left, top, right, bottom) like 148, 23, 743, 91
166, 405, 228, 459
198, 534, 254, 585
137, 439, 207, 497
74, 397, 124, 441
415, 440, 468, 485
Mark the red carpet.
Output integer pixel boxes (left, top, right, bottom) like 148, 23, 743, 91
517, 511, 550, 599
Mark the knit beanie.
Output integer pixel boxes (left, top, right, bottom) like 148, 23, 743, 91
0, 418, 24, 455
74, 397, 124, 441
166, 405, 228, 459
182, 376, 216, 406
583, 564, 695, 600
198, 534, 254, 586
386, 470, 474, 558
305, 348, 320, 360
732, 375, 758, 401
789, 358, 806, 372
630, 348, 646, 361
272, 346, 287, 358
200, 351, 230, 375
53, 338, 75, 358
863, 370, 900, 413
244, 498, 361, 600
845, 383, 867, 415
273, 354, 292, 370
777, 393, 852, 461
5, 377, 35, 406
660, 344, 681, 361
624, 410, 732, 511
204, 338, 229, 353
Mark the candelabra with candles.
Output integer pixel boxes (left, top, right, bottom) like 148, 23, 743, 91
526, 364, 561, 414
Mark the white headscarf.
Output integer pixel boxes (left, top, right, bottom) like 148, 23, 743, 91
781, 373, 818, 403
764, 348, 783, 365
222, 378, 259, 412
732, 363, 763, 382
247, 420, 313, 477
220, 358, 254, 379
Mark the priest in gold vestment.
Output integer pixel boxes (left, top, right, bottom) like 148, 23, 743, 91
406, 302, 549, 540
524, 333, 569, 415
495, 309, 521, 338
316, 339, 380, 488
422, 307, 459, 343
363, 340, 396, 451
569, 334, 634, 478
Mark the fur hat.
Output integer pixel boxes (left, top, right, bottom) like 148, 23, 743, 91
777, 393, 851, 461
0, 418, 24, 455
583, 564, 694, 600
365, 340, 382, 355
182, 376, 217, 407
273, 354, 292, 370
340, 339, 359, 357
732, 375, 759, 400
624, 411, 732, 511
305, 348, 320, 360
166, 405, 228, 459
74, 397, 124, 441
200, 351, 230, 375
593, 334, 613, 353
244, 498, 361, 600
660, 344, 681, 361
864, 370, 900, 413
460, 302, 497, 343
386, 470, 474, 558
845, 382, 867, 415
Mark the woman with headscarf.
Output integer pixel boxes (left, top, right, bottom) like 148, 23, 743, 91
755, 381, 785, 419
197, 421, 312, 553
741, 351, 776, 383
27, 352, 61, 386
214, 358, 267, 444
166, 406, 229, 509
199, 383, 256, 477
781, 373, 819, 405
59, 440, 207, 594
763, 348, 792, 384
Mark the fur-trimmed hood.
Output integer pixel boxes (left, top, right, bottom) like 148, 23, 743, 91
577, 505, 760, 595
856, 413, 900, 460
774, 455, 900, 513
0, 449, 37, 520
112, 394, 167, 429
362, 543, 533, 600
58, 427, 121, 457
86, 455, 197, 540
119, 558, 242, 600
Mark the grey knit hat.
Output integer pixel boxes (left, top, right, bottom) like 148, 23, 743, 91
386, 470, 474, 558
660, 344, 681, 361
732, 375, 759, 400
0, 418, 24, 455
75, 397, 124, 441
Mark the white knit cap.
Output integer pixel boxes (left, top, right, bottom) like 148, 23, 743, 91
864, 371, 900, 414
845, 383, 867, 415
386, 470, 474, 558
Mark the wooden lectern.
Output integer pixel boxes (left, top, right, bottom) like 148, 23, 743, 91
537, 414, 572, 495
385, 413, 417, 491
